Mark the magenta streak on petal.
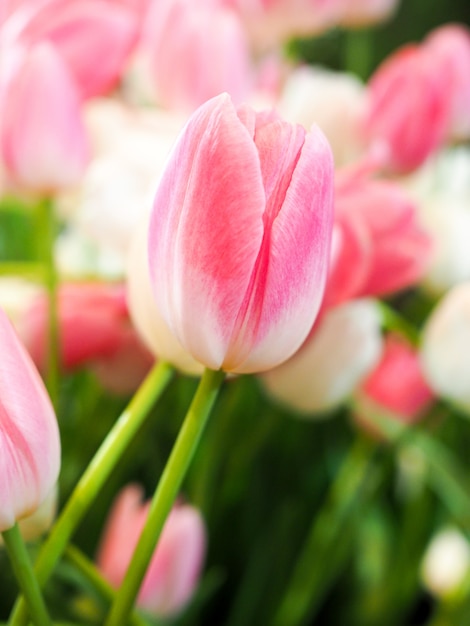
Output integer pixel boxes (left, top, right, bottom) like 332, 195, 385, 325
223, 119, 305, 369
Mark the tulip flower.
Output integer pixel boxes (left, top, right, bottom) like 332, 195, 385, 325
138, 0, 252, 112
1, 0, 141, 100
324, 171, 433, 308
354, 334, 434, 433
362, 44, 452, 173
421, 527, 470, 599
424, 24, 470, 141
0, 42, 89, 194
20, 282, 154, 394
336, 0, 399, 27
260, 299, 383, 415
97, 484, 206, 617
148, 93, 334, 374
0, 308, 60, 532
420, 282, 470, 411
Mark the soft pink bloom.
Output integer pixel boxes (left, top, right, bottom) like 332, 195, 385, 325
1, 0, 140, 100
362, 44, 452, 173
20, 283, 153, 394
0, 42, 89, 194
148, 93, 334, 374
0, 308, 60, 532
260, 299, 383, 415
221, 0, 342, 51
138, 0, 252, 112
325, 170, 433, 308
355, 334, 434, 429
97, 484, 206, 617
424, 24, 470, 141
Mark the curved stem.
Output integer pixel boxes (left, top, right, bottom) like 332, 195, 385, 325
8, 361, 174, 626
64, 545, 148, 626
2, 524, 52, 626
104, 368, 225, 626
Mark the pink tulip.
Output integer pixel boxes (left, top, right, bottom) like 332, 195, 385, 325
1, 0, 141, 100
139, 0, 252, 112
20, 283, 153, 394
325, 170, 433, 308
0, 308, 60, 532
0, 42, 89, 193
97, 485, 206, 617
362, 44, 452, 173
148, 93, 334, 374
355, 334, 434, 428
424, 24, 470, 141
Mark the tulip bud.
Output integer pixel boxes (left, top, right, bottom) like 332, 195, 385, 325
363, 44, 451, 173
421, 527, 470, 599
97, 485, 206, 617
0, 42, 89, 194
148, 93, 334, 374
0, 308, 60, 532
354, 334, 434, 434
260, 299, 383, 415
420, 282, 470, 411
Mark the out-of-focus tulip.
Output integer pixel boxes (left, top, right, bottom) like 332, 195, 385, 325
404, 147, 470, 294
354, 334, 434, 432
97, 484, 206, 618
0, 308, 60, 532
362, 44, 452, 173
20, 283, 154, 394
148, 93, 334, 374
424, 24, 470, 141
138, 0, 252, 112
421, 527, 470, 599
221, 0, 342, 52
260, 299, 383, 415
1, 0, 141, 100
0, 43, 89, 194
0, 486, 58, 545
420, 282, 470, 411
126, 214, 203, 376
277, 66, 367, 167
325, 171, 433, 307
336, 0, 399, 27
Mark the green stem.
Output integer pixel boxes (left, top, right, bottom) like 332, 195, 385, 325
0, 262, 45, 280
2, 524, 52, 626
378, 301, 420, 347
8, 361, 174, 626
273, 435, 377, 626
36, 197, 60, 408
64, 545, 147, 626
104, 368, 225, 626
343, 27, 373, 80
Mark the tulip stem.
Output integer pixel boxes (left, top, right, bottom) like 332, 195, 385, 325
272, 435, 378, 626
104, 367, 226, 626
8, 360, 174, 626
64, 545, 148, 626
36, 197, 60, 408
1, 524, 52, 626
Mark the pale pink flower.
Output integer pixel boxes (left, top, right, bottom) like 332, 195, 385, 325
20, 283, 153, 394
1, 0, 141, 100
0, 308, 60, 532
325, 170, 433, 308
97, 485, 206, 617
362, 44, 452, 173
355, 334, 434, 431
424, 24, 470, 141
148, 93, 334, 374
336, 0, 399, 27
138, 0, 253, 112
0, 42, 89, 194
260, 299, 383, 415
